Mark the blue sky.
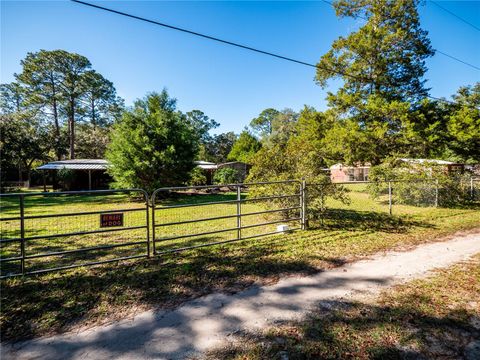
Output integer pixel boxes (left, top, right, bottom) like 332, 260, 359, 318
1, 0, 479, 134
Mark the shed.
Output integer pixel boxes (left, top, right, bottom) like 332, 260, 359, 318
194, 161, 218, 185
37, 159, 110, 191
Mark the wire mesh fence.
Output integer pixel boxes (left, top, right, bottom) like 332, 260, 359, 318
1, 177, 478, 278
0, 189, 149, 278
305, 181, 392, 229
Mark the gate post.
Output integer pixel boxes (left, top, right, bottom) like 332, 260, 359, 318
301, 179, 307, 230
236, 185, 242, 240
151, 192, 156, 256
434, 179, 439, 208
388, 181, 392, 216
145, 192, 150, 257
19, 194, 26, 275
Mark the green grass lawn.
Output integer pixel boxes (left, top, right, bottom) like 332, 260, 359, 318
209, 254, 480, 359
0, 186, 479, 342
0, 189, 301, 274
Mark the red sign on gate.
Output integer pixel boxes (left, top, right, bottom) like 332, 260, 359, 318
100, 213, 124, 228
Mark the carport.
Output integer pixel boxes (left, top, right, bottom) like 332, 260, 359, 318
37, 159, 110, 191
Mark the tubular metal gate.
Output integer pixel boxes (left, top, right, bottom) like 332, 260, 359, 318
0, 189, 149, 278
1, 177, 478, 278
151, 180, 305, 255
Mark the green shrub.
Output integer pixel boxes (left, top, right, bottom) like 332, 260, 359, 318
188, 167, 207, 186
57, 168, 75, 191
213, 168, 240, 185
368, 159, 472, 207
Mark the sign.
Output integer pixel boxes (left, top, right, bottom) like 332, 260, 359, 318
100, 213, 124, 228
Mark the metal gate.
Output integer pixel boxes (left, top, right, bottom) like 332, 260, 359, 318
151, 180, 304, 255
0, 189, 149, 278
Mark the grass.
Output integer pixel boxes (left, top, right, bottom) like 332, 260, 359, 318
0, 185, 479, 342
0, 190, 300, 274
209, 254, 480, 359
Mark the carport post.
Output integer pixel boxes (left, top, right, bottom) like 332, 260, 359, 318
43, 171, 47, 192
88, 170, 92, 190
388, 181, 392, 215
471, 177, 474, 200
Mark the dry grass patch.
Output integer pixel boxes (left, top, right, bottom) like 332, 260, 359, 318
209, 255, 480, 359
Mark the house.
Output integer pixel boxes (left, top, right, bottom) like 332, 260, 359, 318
330, 163, 371, 182
37, 159, 111, 191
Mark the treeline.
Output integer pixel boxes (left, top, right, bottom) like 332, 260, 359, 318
0, 50, 240, 184
2, 0, 479, 190
245, 84, 480, 184
246, 0, 479, 183
1, 50, 123, 182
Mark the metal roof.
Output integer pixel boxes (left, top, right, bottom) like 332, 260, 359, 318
37, 159, 110, 171
194, 160, 218, 170
399, 158, 457, 165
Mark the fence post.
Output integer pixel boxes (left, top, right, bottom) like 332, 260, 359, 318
434, 179, 439, 208
320, 185, 325, 227
301, 179, 307, 230
236, 185, 242, 240
388, 181, 392, 216
471, 177, 475, 200
19, 194, 25, 275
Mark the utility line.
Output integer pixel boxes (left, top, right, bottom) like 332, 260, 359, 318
69, 0, 378, 83
431, 0, 480, 32
435, 50, 480, 71
72, 0, 462, 106
321, 0, 480, 72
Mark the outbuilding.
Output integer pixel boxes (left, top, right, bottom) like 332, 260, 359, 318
37, 159, 111, 191
330, 163, 371, 182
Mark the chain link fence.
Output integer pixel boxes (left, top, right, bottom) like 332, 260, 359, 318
305, 178, 479, 229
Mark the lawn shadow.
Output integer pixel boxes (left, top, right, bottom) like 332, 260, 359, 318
2, 269, 399, 359
209, 297, 478, 359
1, 229, 341, 342
310, 208, 434, 233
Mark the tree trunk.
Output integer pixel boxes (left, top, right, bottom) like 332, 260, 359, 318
27, 169, 32, 188
18, 165, 23, 182
52, 98, 62, 160
91, 98, 96, 129
49, 75, 62, 161
69, 98, 75, 159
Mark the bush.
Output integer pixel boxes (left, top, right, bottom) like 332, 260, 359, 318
213, 168, 240, 185
188, 167, 207, 186
368, 159, 472, 207
57, 168, 75, 191
306, 178, 351, 221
